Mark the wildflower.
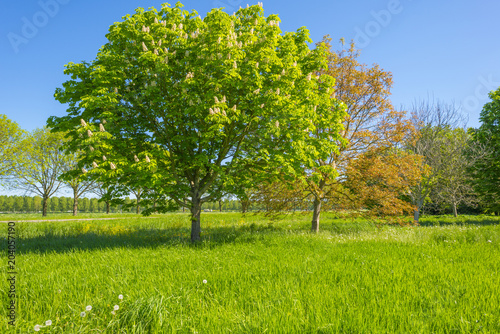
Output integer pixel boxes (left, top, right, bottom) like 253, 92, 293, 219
134, 155, 139, 162
86, 305, 92, 311
103, 155, 107, 161
118, 294, 124, 300
488, 240, 492, 243
34, 325, 41, 332
203, 280, 207, 284
114, 305, 119, 311
82, 168, 88, 174
145, 155, 151, 163
110, 162, 116, 170
81, 312, 86, 317
58, 290, 61, 293
45, 320, 52, 326
92, 162, 98, 168
100, 123, 105, 132
142, 42, 148, 52
111, 311, 116, 315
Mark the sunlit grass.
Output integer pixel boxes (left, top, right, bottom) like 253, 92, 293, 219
0, 213, 499, 333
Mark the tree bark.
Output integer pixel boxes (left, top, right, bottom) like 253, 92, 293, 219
106, 201, 110, 214
311, 197, 321, 233
452, 202, 458, 217
414, 208, 420, 223
219, 200, 222, 212
73, 187, 78, 216
42, 195, 48, 217
190, 197, 202, 242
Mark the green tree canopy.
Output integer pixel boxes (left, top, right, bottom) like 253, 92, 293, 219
0, 114, 25, 185
48, 2, 345, 241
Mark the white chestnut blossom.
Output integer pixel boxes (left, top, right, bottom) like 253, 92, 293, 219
103, 155, 107, 161
134, 155, 139, 162
87, 130, 93, 137
142, 42, 148, 52
99, 123, 105, 132
110, 162, 116, 170
80, 119, 87, 127
145, 155, 150, 163
82, 168, 88, 174
92, 162, 98, 168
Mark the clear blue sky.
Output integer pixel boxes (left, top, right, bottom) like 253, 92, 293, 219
1, 0, 499, 132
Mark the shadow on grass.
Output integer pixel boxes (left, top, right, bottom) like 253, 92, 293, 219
418, 216, 500, 227
15, 223, 285, 255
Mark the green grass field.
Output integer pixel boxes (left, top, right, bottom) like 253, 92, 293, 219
1, 213, 499, 333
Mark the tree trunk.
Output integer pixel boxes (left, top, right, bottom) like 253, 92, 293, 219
311, 197, 321, 233
73, 187, 78, 216
219, 200, 222, 212
136, 195, 141, 214
452, 202, 458, 217
413, 208, 419, 223
106, 201, 110, 214
241, 199, 249, 213
42, 195, 48, 217
190, 197, 202, 242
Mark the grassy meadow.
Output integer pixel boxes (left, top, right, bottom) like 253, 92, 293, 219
1, 212, 499, 333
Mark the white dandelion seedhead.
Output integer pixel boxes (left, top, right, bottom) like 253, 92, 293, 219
82, 168, 87, 174
87, 129, 93, 137
81, 312, 86, 317
34, 325, 41, 332
118, 294, 124, 300
142, 42, 148, 52
214, 96, 219, 103
111, 311, 116, 315
275, 120, 279, 128
114, 305, 120, 311
92, 162, 98, 168
110, 162, 116, 170
203, 279, 207, 284
134, 155, 139, 162
86, 305, 92, 311
80, 119, 87, 127
99, 123, 105, 132
45, 320, 52, 326
145, 155, 151, 163
254, 88, 260, 94
103, 155, 107, 161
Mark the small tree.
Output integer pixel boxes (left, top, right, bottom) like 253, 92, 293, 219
0, 115, 25, 186
11, 128, 69, 216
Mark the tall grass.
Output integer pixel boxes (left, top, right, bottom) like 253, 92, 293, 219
1, 213, 499, 333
